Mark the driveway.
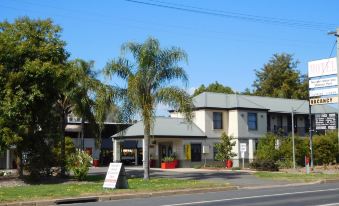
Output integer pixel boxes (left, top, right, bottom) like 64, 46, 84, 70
89, 166, 290, 188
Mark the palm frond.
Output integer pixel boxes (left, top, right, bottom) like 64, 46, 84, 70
156, 86, 194, 122
104, 58, 133, 80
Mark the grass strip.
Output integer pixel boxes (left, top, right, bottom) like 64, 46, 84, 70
0, 177, 229, 203
255, 172, 339, 182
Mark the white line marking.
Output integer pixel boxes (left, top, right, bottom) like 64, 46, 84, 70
314, 203, 339, 206
160, 188, 339, 206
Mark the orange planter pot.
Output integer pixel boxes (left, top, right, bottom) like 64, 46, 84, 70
161, 161, 176, 169
173, 160, 179, 168
226, 160, 233, 168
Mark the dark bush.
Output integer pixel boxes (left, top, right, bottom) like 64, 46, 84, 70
250, 159, 279, 171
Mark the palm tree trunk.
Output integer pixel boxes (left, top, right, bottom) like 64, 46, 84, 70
60, 111, 67, 177
143, 124, 150, 180
81, 118, 85, 151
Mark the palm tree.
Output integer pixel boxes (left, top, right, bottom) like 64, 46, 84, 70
56, 59, 112, 176
104, 37, 193, 180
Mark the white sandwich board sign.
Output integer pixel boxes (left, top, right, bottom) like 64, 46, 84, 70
103, 163, 128, 189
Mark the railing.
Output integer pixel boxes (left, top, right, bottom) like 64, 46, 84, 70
268, 126, 307, 137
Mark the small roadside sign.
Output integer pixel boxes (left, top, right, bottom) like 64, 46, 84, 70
103, 163, 128, 189
240, 143, 247, 152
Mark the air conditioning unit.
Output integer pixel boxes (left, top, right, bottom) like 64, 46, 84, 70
202, 145, 209, 154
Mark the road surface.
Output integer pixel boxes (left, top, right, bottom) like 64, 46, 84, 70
66, 182, 339, 206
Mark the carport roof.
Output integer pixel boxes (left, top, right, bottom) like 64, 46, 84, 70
112, 117, 206, 139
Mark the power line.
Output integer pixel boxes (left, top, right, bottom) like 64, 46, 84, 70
125, 0, 335, 31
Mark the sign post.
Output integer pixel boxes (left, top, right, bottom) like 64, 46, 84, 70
240, 143, 246, 169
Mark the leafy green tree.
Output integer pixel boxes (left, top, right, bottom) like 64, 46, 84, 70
253, 53, 308, 99
53, 136, 76, 166
241, 88, 253, 95
0, 17, 69, 176
193, 81, 234, 96
105, 37, 193, 180
215, 132, 236, 167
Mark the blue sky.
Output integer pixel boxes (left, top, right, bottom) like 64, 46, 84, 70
1, 0, 339, 115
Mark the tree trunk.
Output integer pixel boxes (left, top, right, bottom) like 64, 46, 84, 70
60, 112, 67, 177
81, 118, 85, 151
16, 147, 23, 177
143, 124, 150, 180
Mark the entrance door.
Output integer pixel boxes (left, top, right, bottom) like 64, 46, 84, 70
191, 143, 201, 162
159, 143, 173, 163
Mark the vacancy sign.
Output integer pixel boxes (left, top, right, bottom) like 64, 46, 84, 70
308, 57, 338, 105
310, 97, 338, 105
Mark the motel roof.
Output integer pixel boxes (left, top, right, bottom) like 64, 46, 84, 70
192, 92, 337, 114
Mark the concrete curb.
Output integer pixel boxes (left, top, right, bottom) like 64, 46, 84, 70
320, 179, 339, 184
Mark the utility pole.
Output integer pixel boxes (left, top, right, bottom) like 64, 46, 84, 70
329, 28, 339, 154
337, 28, 339, 155
291, 108, 296, 169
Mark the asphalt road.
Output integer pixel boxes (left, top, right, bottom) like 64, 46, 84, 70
68, 182, 339, 206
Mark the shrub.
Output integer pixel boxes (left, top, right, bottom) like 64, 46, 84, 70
313, 134, 336, 166
250, 159, 279, 171
162, 156, 174, 162
215, 132, 236, 167
256, 133, 280, 161
66, 150, 92, 181
278, 136, 308, 167
276, 159, 293, 169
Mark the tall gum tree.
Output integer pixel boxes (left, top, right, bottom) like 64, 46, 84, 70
104, 37, 193, 180
0, 17, 69, 176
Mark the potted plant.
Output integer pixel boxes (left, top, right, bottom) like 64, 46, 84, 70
171, 153, 179, 168
161, 156, 175, 169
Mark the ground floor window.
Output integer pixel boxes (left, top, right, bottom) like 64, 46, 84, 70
191, 143, 201, 162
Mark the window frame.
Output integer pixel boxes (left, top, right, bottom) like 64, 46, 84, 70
213, 112, 223, 130
247, 112, 258, 130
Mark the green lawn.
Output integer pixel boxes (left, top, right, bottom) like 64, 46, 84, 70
254, 172, 339, 182
0, 177, 230, 203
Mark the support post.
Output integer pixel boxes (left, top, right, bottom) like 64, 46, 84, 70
309, 104, 314, 169
6, 149, 10, 169
113, 139, 121, 162
292, 108, 296, 169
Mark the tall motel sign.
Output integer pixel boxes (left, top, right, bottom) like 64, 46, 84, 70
308, 57, 338, 167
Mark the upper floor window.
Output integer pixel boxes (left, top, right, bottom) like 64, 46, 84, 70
248, 113, 257, 130
213, 112, 223, 129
